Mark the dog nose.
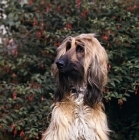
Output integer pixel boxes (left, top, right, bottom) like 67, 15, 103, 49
56, 59, 65, 69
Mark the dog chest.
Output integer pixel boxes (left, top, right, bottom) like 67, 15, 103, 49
71, 94, 97, 139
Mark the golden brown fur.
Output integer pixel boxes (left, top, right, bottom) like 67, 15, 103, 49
42, 34, 110, 140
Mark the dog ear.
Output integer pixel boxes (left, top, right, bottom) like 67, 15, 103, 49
84, 56, 104, 108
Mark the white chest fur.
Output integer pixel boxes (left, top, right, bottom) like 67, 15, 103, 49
42, 94, 109, 140
71, 94, 96, 140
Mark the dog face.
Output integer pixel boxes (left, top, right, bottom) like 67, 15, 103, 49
51, 34, 108, 107
55, 38, 85, 85
56, 41, 84, 73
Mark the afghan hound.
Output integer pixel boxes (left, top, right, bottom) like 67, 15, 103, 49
42, 34, 110, 140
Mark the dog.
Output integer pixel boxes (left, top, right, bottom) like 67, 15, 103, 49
42, 34, 110, 140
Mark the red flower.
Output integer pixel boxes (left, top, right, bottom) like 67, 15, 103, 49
20, 130, 25, 137
117, 25, 121, 29
37, 31, 42, 39
76, 0, 81, 8
14, 129, 17, 136
81, 10, 88, 18
12, 92, 17, 99
57, 5, 61, 11
102, 35, 109, 41
11, 123, 15, 131
66, 23, 72, 30
41, 96, 44, 101
46, 4, 52, 13
28, 0, 33, 5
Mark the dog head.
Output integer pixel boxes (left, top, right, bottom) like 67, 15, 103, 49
51, 34, 108, 107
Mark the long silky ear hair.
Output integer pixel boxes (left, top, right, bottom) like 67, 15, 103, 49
83, 36, 108, 108
84, 56, 104, 108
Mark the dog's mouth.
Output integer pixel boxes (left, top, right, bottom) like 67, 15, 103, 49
58, 67, 84, 87
56, 62, 82, 74
58, 67, 79, 75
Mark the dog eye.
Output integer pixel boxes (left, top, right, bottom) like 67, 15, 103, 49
76, 45, 84, 53
66, 42, 71, 51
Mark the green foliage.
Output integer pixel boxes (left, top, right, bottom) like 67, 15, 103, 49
0, 0, 139, 139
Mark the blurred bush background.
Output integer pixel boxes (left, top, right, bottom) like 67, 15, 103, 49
0, 0, 139, 139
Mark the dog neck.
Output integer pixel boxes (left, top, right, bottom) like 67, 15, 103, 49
70, 86, 86, 105
69, 81, 86, 93
71, 87, 85, 95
